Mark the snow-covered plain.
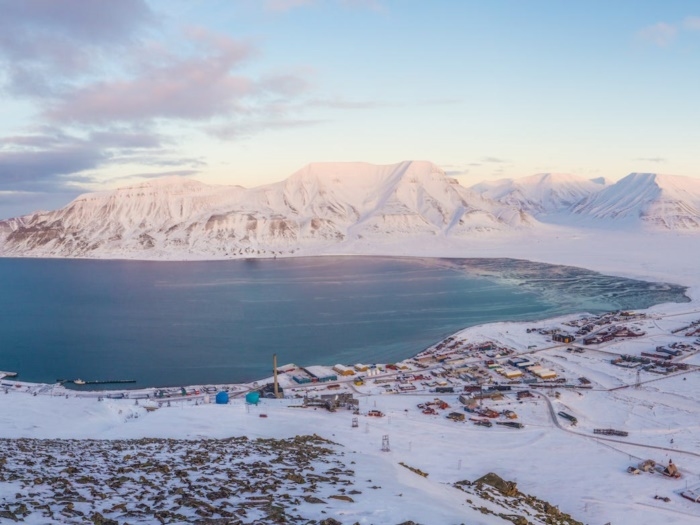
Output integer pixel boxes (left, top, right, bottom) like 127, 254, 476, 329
2, 230, 700, 524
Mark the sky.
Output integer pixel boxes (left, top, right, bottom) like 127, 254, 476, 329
1, 0, 699, 218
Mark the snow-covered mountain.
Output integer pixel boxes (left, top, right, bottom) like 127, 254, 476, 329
470, 173, 605, 216
572, 172, 700, 229
0, 161, 531, 258
2, 164, 699, 260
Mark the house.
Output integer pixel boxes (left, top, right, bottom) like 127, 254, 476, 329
447, 412, 465, 422
553, 333, 575, 343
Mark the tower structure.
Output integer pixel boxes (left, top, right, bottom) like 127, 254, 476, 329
273, 353, 280, 398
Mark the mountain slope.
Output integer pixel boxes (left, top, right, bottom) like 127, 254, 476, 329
572, 172, 700, 229
470, 173, 605, 216
0, 161, 532, 258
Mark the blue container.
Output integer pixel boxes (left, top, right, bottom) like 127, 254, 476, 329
215, 391, 229, 404
245, 391, 260, 405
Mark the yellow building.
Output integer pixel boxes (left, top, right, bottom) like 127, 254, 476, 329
333, 364, 355, 376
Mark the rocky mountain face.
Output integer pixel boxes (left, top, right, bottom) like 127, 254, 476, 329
0, 161, 532, 258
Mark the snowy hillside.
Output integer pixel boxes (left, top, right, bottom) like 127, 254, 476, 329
0, 161, 531, 259
572, 172, 700, 229
470, 173, 605, 216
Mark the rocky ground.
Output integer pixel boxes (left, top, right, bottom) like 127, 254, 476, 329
455, 473, 583, 525
0, 434, 584, 525
0, 435, 368, 524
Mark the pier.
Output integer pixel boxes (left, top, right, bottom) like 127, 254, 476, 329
58, 379, 137, 386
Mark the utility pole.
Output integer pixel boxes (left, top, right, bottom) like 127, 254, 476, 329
273, 353, 280, 398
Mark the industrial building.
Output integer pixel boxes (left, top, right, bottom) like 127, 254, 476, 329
303, 366, 338, 383
332, 364, 355, 376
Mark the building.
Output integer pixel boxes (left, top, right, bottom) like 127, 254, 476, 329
502, 369, 523, 379
333, 364, 355, 376
259, 382, 284, 398
447, 412, 465, 421
553, 333, 575, 343
303, 366, 338, 383
533, 368, 557, 380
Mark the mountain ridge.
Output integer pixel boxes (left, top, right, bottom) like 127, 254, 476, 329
0, 161, 532, 259
1, 163, 699, 260
470, 172, 605, 216
572, 172, 700, 229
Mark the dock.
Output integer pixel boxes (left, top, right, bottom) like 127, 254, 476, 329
59, 379, 136, 386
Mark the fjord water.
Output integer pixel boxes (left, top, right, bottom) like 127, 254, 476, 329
0, 257, 687, 388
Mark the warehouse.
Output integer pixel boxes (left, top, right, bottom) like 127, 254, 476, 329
303, 366, 338, 383
534, 368, 557, 379
502, 369, 523, 379
332, 364, 355, 376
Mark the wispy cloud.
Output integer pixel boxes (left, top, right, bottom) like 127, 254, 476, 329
340, 0, 385, 12
0, 0, 154, 96
264, 0, 316, 12
0, 188, 83, 219
637, 22, 677, 47
108, 170, 201, 182
44, 27, 259, 125
209, 118, 326, 140
684, 16, 700, 30
636, 16, 700, 47
263, 0, 385, 13
0, 127, 194, 193
310, 97, 388, 109
443, 169, 469, 177
0, 3, 318, 201
636, 157, 667, 163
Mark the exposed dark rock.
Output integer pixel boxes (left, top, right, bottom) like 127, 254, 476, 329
474, 472, 518, 497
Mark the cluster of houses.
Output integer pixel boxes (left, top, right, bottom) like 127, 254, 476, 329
413, 339, 515, 366
561, 311, 647, 336
504, 357, 557, 380
611, 354, 689, 374
583, 325, 645, 345
670, 318, 700, 336
332, 363, 401, 378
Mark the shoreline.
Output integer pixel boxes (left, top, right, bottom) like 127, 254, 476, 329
0, 254, 692, 394
2, 283, 697, 400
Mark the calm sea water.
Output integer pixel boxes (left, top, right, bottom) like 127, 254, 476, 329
0, 257, 687, 388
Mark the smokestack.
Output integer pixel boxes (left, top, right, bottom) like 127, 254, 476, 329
273, 353, 280, 398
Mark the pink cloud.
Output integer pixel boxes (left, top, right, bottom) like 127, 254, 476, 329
636, 22, 678, 47
44, 28, 268, 124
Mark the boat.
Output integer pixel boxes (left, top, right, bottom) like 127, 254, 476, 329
73, 379, 86, 385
